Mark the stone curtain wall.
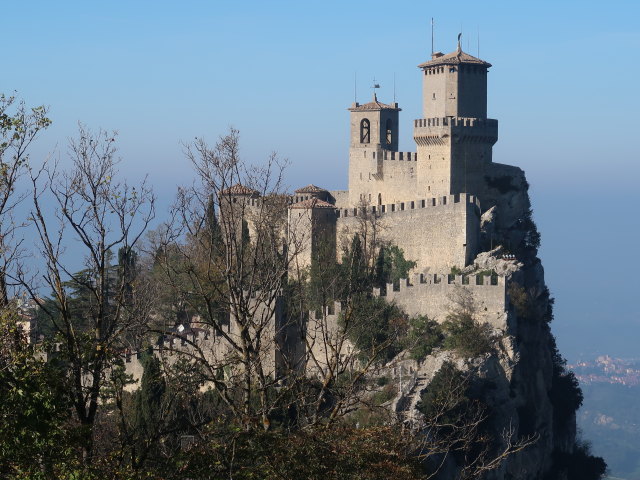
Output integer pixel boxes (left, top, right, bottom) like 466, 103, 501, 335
337, 193, 480, 271
305, 302, 356, 375
348, 147, 418, 206
376, 273, 508, 329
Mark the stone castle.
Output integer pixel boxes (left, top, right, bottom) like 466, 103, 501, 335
108, 38, 524, 375
236, 41, 525, 275
113, 42, 533, 384
208, 40, 534, 377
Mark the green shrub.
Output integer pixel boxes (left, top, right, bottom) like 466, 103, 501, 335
404, 315, 444, 361
508, 283, 531, 320
339, 294, 406, 362
441, 313, 494, 357
416, 361, 470, 425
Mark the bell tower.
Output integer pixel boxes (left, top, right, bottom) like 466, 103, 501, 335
347, 93, 402, 206
348, 92, 400, 150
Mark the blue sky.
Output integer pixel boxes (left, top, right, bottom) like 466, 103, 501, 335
4, 0, 639, 359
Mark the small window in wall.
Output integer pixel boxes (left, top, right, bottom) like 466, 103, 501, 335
432, 93, 436, 100
378, 193, 382, 205
360, 118, 370, 144
385, 119, 393, 145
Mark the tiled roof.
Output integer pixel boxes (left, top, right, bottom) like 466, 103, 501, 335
220, 183, 259, 195
418, 49, 491, 68
294, 184, 327, 194
289, 198, 335, 209
348, 93, 401, 112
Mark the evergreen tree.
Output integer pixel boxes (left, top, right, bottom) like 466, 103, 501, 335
118, 246, 138, 305
373, 247, 387, 290
373, 245, 416, 290
131, 355, 166, 466
205, 193, 223, 254
341, 234, 370, 297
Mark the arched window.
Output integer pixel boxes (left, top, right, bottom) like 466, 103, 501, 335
385, 119, 392, 145
360, 119, 370, 144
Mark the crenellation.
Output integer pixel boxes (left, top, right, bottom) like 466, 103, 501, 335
380, 151, 417, 161
375, 272, 508, 327
335, 193, 480, 222
413, 117, 498, 129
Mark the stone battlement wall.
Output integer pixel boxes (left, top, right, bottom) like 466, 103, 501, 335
414, 117, 498, 147
306, 301, 355, 375
337, 192, 480, 219
337, 193, 480, 271
414, 117, 498, 128
376, 150, 417, 161
376, 273, 508, 329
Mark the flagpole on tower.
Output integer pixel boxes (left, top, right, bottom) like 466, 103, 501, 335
371, 78, 380, 100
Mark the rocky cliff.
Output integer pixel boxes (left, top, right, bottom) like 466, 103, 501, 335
387, 169, 604, 479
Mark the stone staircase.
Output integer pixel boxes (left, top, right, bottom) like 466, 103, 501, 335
391, 351, 453, 426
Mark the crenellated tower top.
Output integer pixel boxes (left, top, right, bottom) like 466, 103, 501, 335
418, 48, 491, 119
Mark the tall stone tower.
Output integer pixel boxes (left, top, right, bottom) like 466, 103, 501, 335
414, 44, 498, 201
347, 93, 402, 206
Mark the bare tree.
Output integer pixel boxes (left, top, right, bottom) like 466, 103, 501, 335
150, 128, 309, 430
0, 94, 51, 306
18, 125, 155, 463
413, 362, 538, 479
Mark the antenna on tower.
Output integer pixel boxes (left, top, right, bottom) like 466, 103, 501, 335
393, 72, 396, 103
354, 72, 357, 103
431, 18, 434, 55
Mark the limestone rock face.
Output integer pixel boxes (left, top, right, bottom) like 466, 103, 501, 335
463, 245, 523, 278
392, 170, 583, 479
483, 163, 532, 253
480, 205, 497, 250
